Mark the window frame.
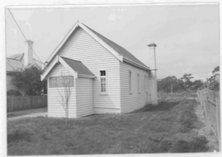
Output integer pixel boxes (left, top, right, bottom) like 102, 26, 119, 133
99, 69, 108, 95
129, 70, 132, 94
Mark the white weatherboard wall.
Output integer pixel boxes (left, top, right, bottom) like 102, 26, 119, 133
57, 27, 121, 113
120, 62, 150, 113
47, 63, 76, 118
76, 78, 94, 117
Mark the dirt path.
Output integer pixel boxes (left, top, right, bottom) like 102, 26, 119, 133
194, 99, 219, 151
7, 112, 47, 121
7, 108, 47, 121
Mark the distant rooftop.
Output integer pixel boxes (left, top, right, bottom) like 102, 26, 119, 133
6, 53, 43, 72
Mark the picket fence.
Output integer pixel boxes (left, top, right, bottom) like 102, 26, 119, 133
7, 95, 47, 112
197, 89, 220, 150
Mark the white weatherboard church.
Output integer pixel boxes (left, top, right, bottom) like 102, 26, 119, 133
41, 21, 157, 118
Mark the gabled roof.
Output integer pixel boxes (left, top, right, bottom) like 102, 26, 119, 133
6, 53, 43, 72
61, 56, 95, 77
83, 24, 148, 68
41, 56, 95, 81
45, 21, 149, 71
8, 53, 24, 61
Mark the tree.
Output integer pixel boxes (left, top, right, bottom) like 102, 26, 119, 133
158, 74, 203, 93
56, 73, 73, 128
158, 74, 205, 93
158, 76, 184, 93
181, 74, 194, 93
209, 66, 220, 90
191, 80, 203, 91
12, 66, 47, 95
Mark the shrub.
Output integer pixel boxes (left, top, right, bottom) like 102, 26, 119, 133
7, 89, 21, 96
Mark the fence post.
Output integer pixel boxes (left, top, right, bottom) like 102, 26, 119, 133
203, 90, 210, 125
12, 96, 14, 112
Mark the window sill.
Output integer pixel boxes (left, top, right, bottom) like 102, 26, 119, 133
99, 93, 108, 96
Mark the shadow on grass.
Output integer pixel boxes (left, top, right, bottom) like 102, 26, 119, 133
134, 100, 180, 113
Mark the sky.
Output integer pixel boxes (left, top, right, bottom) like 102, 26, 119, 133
6, 4, 220, 81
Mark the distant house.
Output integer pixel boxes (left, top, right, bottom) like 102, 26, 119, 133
41, 21, 157, 118
6, 40, 43, 95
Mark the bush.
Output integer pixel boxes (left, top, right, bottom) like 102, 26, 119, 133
7, 89, 21, 96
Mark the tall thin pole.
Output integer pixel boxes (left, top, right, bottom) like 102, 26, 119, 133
148, 43, 158, 105
154, 46, 156, 70
154, 46, 157, 78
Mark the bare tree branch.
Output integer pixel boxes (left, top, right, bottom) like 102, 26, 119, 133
55, 71, 73, 128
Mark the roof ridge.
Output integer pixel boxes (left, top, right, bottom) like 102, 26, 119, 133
7, 53, 24, 61
82, 23, 128, 51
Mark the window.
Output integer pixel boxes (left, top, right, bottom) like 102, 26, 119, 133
138, 74, 140, 93
100, 70, 107, 93
129, 70, 132, 93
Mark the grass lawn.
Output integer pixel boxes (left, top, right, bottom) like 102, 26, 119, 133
7, 97, 209, 155
7, 108, 47, 118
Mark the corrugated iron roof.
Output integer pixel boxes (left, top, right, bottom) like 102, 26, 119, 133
61, 56, 95, 77
83, 24, 148, 68
7, 53, 24, 61
6, 58, 24, 72
6, 53, 43, 72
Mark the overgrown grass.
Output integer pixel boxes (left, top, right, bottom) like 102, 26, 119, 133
170, 136, 209, 153
7, 97, 209, 155
178, 100, 198, 132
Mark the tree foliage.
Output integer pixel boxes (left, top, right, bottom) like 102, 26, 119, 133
181, 74, 194, 93
158, 74, 203, 93
12, 66, 47, 96
7, 89, 22, 96
191, 80, 203, 91
158, 76, 184, 93
158, 66, 220, 93
209, 66, 220, 90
